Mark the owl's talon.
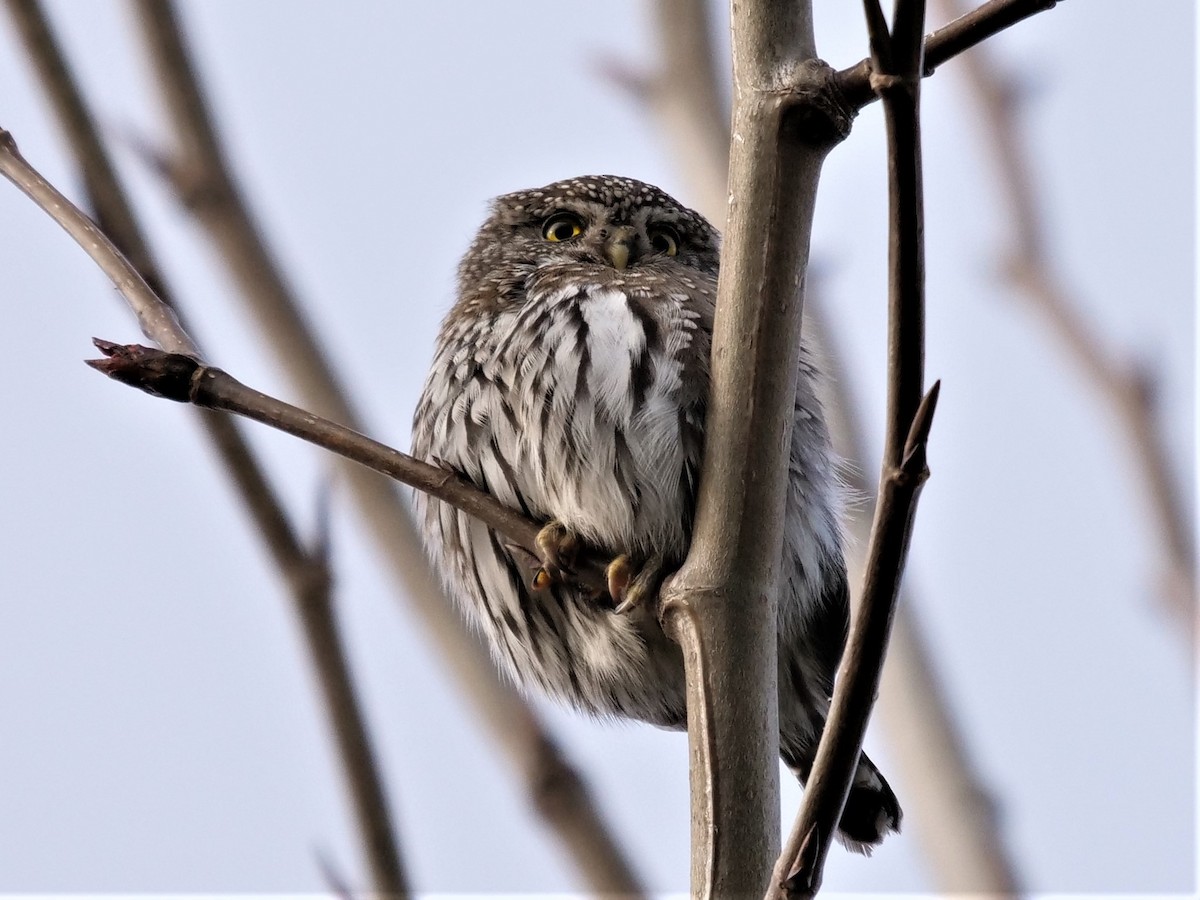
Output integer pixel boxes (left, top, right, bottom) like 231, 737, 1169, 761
608, 552, 666, 614
606, 555, 635, 606
504, 543, 549, 591
613, 595, 638, 615
535, 519, 581, 585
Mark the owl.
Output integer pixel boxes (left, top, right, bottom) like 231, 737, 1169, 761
411, 175, 900, 851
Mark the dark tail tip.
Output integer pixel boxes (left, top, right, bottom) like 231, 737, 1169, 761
836, 761, 902, 854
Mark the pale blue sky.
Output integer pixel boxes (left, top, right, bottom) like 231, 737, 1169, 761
0, 1, 1193, 894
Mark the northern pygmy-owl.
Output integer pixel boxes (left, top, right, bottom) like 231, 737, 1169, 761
412, 175, 901, 850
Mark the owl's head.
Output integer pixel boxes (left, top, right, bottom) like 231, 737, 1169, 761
457, 175, 720, 309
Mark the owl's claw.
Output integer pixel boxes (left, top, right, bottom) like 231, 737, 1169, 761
607, 552, 666, 614
532, 522, 666, 611
533, 519, 581, 589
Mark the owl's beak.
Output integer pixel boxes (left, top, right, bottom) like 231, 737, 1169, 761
604, 227, 636, 270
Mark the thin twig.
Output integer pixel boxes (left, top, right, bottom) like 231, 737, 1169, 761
932, 0, 1195, 635
1, 3, 410, 891
772, 1, 938, 893
836, 0, 1061, 109
84, 339, 612, 593
808, 295, 1022, 894
0, 135, 194, 354
920, 0, 1060, 75
2, 0, 165, 299
656, 598, 718, 894
774, 387, 939, 899
124, 1, 644, 891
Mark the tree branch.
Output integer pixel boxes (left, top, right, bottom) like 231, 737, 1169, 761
1, 1, 411, 888
0, 139, 195, 356
836, 0, 1061, 109
807, 294, 1022, 893
774, 388, 939, 899
85, 338, 613, 594
644, 0, 729, 228
771, 1, 939, 893
122, 1, 645, 891
206, 410, 409, 897
654, 2, 857, 895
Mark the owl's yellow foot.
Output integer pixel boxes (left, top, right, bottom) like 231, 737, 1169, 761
532, 519, 581, 590
607, 552, 667, 614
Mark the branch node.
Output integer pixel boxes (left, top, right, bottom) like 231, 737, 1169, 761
655, 575, 691, 643
897, 381, 941, 479
836, 0, 1063, 110
903, 379, 942, 458
781, 59, 856, 147
868, 71, 908, 95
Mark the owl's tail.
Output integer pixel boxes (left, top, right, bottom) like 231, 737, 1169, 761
833, 751, 902, 853
783, 748, 902, 854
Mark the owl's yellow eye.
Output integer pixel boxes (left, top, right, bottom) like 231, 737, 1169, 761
542, 213, 585, 242
649, 225, 680, 256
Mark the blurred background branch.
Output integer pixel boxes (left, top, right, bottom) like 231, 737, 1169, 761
933, 0, 1195, 640
125, 1, 645, 894
2, 1, 408, 891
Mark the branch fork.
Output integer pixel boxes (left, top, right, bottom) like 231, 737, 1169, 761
775, 59, 857, 147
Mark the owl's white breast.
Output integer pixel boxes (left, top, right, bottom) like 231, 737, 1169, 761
492, 283, 700, 557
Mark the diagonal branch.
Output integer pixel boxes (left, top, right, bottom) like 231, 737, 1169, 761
123, 0, 645, 891
201, 403, 408, 897
807, 294, 1021, 893
1, 2, 408, 890
932, 0, 1195, 636
919, 0, 1060, 76
836, 0, 1061, 109
771, 1, 938, 894
773, 388, 939, 900
85, 339, 611, 593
